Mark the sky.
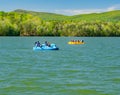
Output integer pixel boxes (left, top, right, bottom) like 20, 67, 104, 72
0, 0, 120, 15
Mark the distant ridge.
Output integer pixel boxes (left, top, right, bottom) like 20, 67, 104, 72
14, 9, 68, 20
13, 9, 120, 21
71, 10, 120, 21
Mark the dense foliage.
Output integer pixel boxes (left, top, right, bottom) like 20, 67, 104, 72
0, 10, 120, 36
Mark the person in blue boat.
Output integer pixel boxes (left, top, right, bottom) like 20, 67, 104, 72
38, 41, 42, 47
45, 41, 48, 46
45, 41, 50, 47
34, 41, 38, 47
34, 41, 42, 47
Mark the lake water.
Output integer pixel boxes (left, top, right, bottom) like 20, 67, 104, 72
0, 37, 120, 95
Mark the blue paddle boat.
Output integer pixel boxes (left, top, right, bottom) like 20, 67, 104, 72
33, 43, 59, 51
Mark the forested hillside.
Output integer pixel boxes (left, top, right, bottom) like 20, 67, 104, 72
70, 10, 120, 22
0, 9, 120, 36
14, 9, 68, 21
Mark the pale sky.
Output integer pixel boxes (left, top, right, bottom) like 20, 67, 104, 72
0, 0, 120, 15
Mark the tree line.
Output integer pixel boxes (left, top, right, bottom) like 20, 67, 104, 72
0, 11, 120, 36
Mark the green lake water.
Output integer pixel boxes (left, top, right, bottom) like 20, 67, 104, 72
0, 37, 120, 95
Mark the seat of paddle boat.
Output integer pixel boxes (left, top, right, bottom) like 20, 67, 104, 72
68, 40, 84, 44
68, 41, 84, 44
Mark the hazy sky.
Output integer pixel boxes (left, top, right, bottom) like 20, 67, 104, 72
0, 0, 120, 15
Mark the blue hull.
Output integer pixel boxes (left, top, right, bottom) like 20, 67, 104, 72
33, 47, 59, 50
